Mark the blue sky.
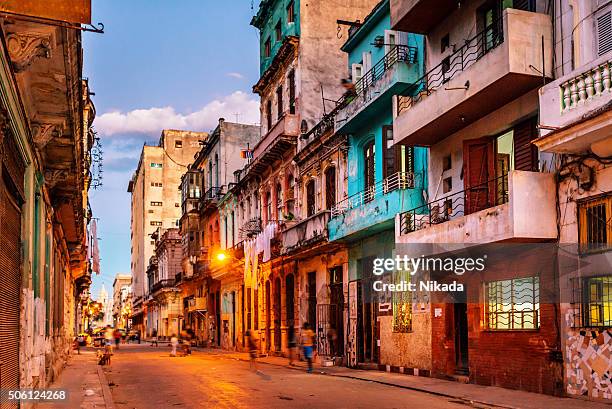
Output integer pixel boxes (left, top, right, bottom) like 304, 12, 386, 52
86, 1, 261, 298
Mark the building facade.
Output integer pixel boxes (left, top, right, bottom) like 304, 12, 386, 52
128, 130, 206, 337
0, 6, 96, 403
112, 274, 132, 329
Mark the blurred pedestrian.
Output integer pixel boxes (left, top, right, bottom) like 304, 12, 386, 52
104, 325, 114, 354
113, 328, 122, 350
150, 328, 158, 347
302, 322, 315, 373
170, 334, 178, 357
246, 330, 258, 371
327, 326, 338, 358
287, 322, 297, 366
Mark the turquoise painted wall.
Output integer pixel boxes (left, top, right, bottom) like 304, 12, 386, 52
348, 230, 395, 281
253, 0, 300, 74
328, 2, 427, 243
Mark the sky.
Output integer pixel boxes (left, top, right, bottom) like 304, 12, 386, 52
85, 0, 262, 298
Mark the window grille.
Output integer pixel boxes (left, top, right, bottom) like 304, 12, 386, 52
570, 276, 612, 328
393, 270, 412, 333
579, 195, 612, 254
485, 276, 539, 330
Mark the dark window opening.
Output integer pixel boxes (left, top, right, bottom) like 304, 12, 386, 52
325, 167, 336, 210
306, 180, 316, 217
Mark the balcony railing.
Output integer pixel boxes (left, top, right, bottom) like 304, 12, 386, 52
399, 173, 509, 234
354, 45, 417, 97
560, 58, 612, 111
397, 17, 504, 115
203, 186, 224, 202
151, 278, 176, 293
331, 172, 415, 218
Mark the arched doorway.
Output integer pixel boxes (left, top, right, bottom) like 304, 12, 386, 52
265, 280, 271, 351
274, 277, 281, 351
285, 274, 295, 325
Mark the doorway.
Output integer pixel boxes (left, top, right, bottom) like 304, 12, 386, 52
265, 280, 271, 351
285, 274, 295, 325
329, 267, 344, 358
231, 291, 236, 348
274, 277, 281, 351
454, 302, 469, 374
307, 272, 317, 328
215, 290, 221, 347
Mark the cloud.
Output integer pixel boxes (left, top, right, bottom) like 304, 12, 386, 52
226, 72, 245, 79
94, 91, 260, 137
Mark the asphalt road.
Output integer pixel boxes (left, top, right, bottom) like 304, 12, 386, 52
103, 344, 480, 409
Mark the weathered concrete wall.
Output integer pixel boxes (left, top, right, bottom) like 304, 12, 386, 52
379, 310, 431, 370
298, 0, 381, 137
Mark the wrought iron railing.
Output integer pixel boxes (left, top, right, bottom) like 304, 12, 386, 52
397, 17, 504, 115
202, 186, 224, 202
151, 278, 176, 293
331, 172, 415, 218
354, 45, 418, 96
399, 173, 509, 235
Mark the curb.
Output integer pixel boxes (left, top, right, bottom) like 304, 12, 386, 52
97, 366, 116, 409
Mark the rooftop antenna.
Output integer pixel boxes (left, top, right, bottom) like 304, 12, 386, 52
233, 112, 241, 122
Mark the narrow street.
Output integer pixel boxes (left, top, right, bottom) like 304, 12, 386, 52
103, 344, 472, 409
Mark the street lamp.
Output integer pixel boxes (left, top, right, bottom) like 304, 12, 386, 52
215, 251, 227, 262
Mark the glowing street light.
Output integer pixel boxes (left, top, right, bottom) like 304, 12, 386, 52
215, 251, 227, 262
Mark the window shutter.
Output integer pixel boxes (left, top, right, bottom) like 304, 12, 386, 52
597, 10, 612, 56
513, 117, 539, 171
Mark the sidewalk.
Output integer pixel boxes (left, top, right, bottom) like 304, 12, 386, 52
36, 349, 114, 409
196, 347, 611, 409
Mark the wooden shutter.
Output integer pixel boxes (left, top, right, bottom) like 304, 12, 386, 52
383, 126, 395, 179
597, 9, 612, 56
364, 141, 376, 191
463, 137, 495, 215
325, 167, 336, 210
513, 117, 539, 171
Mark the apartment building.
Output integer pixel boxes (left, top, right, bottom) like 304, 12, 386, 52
536, 0, 612, 400
128, 130, 206, 337
112, 273, 132, 328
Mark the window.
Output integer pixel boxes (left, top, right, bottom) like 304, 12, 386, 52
276, 85, 283, 119
288, 70, 296, 114
441, 33, 450, 53
148, 210, 154, 214
264, 37, 271, 57
150, 163, 162, 168
150, 221, 162, 226
254, 289, 259, 330
275, 21, 282, 41
266, 100, 272, 131
276, 183, 283, 219
287, 1, 294, 23
597, 9, 612, 56
150, 241, 155, 245
443, 177, 453, 193
485, 277, 539, 330
265, 190, 272, 222
393, 270, 412, 332
175, 140, 182, 148
364, 141, 375, 201
247, 289, 252, 330
579, 195, 612, 253
571, 276, 612, 327
150, 201, 162, 206
441, 56, 451, 83
325, 167, 336, 210
306, 179, 316, 217
443, 155, 452, 171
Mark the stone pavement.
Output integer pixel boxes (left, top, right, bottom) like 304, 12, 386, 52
195, 347, 611, 409
36, 349, 115, 409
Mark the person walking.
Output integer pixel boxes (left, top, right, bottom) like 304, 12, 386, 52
104, 325, 114, 354
170, 334, 178, 357
302, 322, 315, 373
246, 330, 258, 371
150, 328, 158, 347
113, 328, 122, 350
287, 322, 297, 366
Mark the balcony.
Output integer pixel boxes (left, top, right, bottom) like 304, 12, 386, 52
390, 0, 458, 33
536, 52, 612, 156
335, 45, 419, 134
328, 172, 422, 241
394, 9, 552, 147
187, 297, 207, 312
281, 210, 331, 255
396, 171, 557, 246
246, 113, 299, 176
151, 278, 177, 294
200, 187, 224, 212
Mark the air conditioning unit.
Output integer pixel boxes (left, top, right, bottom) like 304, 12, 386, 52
374, 36, 384, 48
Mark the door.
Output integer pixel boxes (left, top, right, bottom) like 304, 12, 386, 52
265, 280, 271, 351
357, 257, 378, 364
274, 277, 281, 352
215, 291, 221, 346
329, 267, 344, 358
454, 303, 469, 374
307, 272, 317, 328
0, 168, 22, 405
513, 117, 538, 172
463, 137, 495, 215
364, 141, 376, 202
285, 274, 295, 325
231, 291, 236, 348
